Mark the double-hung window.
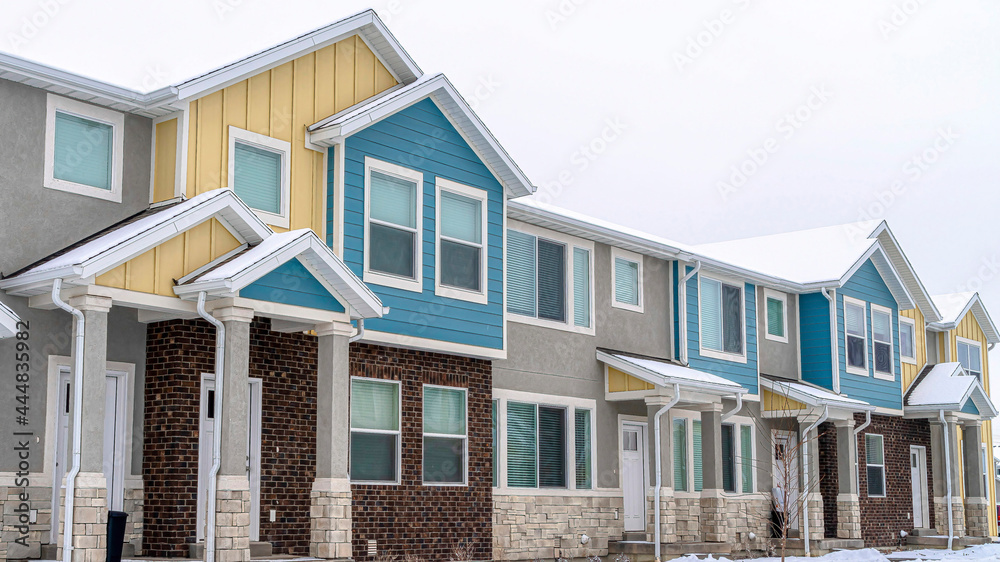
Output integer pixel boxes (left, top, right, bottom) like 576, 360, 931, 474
350, 378, 400, 483
44, 94, 125, 202
423, 385, 467, 484
871, 305, 894, 379
365, 157, 424, 292
957, 338, 983, 381
611, 248, 643, 313
700, 276, 745, 359
865, 433, 886, 497
507, 228, 593, 331
436, 179, 487, 303
764, 289, 788, 343
229, 127, 291, 228
845, 297, 868, 375
899, 317, 916, 364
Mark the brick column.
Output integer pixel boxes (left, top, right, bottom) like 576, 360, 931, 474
834, 419, 861, 539
213, 306, 254, 562
962, 422, 989, 537
700, 405, 727, 542
311, 322, 353, 560
931, 415, 965, 537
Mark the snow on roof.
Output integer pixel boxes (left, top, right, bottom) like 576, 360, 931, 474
761, 377, 875, 410
930, 292, 1000, 343
597, 349, 746, 394
0, 300, 21, 339
932, 292, 977, 325
905, 362, 996, 417
691, 222, 881, 285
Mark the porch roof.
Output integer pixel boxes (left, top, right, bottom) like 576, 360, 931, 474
0, 300, 21, 338
760, 376, 875, 412
596, 349, 747, 396
904, 362, 998, 419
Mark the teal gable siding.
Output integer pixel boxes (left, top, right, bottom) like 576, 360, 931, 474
836, 259, 903, 410
961, 400, 980, 415
683, 268, 759, 394
334, 98, 504, 351
799, 292, 833, 389
241, 258, 346, 313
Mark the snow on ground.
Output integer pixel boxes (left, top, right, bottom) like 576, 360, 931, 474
670, 543, 1000, 561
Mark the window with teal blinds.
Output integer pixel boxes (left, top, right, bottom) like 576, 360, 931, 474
53, 111, 113, 190
740, 425, 753, 493
507, 230, 537, 317
506, 401, 573, 489
614, 257, 639, 306
350, 379, 400, 482
673, 418, 687, 491
492, 400, 498, 487
423, 386, 466, 483
233, 142, 282, 214
506, 402, 537, 487
537, 240, 566, 322
369, 169, 419, 279
693, 420, 703, 492
538, 406, 566, 487
574, 409, 592, 489
766, 297, 785, 338
506, 229, 591, 328
573, 248, 591, 328
721, 424, 735, 492
439, 190, 483, 292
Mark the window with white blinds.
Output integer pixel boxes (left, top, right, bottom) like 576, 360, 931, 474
436, 180, 488, 301
610, 248, 643, 312
350, 378, 400, 483
845, 298, 868, 374
871, 306, 893, 377
899, 317, 916, 362
573, 248, 591, 328
506, 228, 592, 330
958, 339, 983, 381
423, 386, 467, 484
865, 433, 886, 497
700, 276, 745, 357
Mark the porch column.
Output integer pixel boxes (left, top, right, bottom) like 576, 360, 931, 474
801, 421, 824, 541
63, 293, 112, 562
930, 415, 964, 537
700, 405, 727, 542
311, 322, 354, 560
645, 398, 676, 543
834, 419, 861, 539
213, 306, 254, 562
962, 422, 989, 537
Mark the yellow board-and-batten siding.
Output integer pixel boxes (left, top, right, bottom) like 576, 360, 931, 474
607, 367, 654, 393
900, 307, 927, 392
152, 118, 179, 203
761, 388, 807, 412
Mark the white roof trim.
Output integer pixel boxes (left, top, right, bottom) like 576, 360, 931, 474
596, 350, 747, 395
840, 243, 916, 311
870, 222, 943, 322
175, 229, 383, 319
308, 73, 534, 198
905, 363, 998, 419
760, 377, 876, 411
929, 293, 1000, 344
0, 300, 21, 339
0, 189, 271, 297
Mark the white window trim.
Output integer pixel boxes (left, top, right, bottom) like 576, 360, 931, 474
349, 377, 402, 485
844, 296, 869, 377
363, 156, 424, 293
492, 388, 597, 494
44, 94, 125, 203
899, 316, 917, 365
697, 273, 748, 364
763, 288, 789, 344
611, 247, 644, 313
672, 414, 694, 496
735, 421, 757, 495
422, 384, 469, 486
434, 178, 488, 305
505, 220, 596, 336
227, 126, 291, 228
870, 303, 895, 381
671, 410, 757, 497
865, 433, 887, 498
956, 336, 984, 379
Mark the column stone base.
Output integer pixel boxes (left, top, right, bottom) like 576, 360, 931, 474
648, 488, 677, 543
700, 491, 728, 542
215, 475, 251, 562
310, 478, 352, 560
964, 498, 990, 537
61, 472, 109, 562
835, 494, 861, 539
805, 492, 824, 540
933, 496, 966, 537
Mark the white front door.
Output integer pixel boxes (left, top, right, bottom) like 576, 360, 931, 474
197, 376, 262, 542
772, 430, 799, 530
621, 422, 647, 532
911, 446, 928, 528
51, 370, 71, 541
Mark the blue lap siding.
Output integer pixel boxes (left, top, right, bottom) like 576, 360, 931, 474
241, 258, 346, 313
799, 292, 834, 389
334, 98, 505, 351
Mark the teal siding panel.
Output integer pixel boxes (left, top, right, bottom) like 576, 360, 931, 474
799, 292, 833, 389
335, 98, 505, 351
961, 400, 980, 415
240, 258, 346, 313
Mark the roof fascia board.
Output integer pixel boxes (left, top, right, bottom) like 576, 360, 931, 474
870, 222, 943, 322
839, 243, 916, 310
927, 295, 1000, 343
0, 301, 21, 339
761, 378, 876, 411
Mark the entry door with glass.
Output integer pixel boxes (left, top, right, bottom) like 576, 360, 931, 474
621, 422, 648, 532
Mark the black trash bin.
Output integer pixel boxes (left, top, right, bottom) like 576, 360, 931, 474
106, 510, 128, 562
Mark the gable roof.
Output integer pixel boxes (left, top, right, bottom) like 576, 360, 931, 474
0, 9, 420, 118
175, 229, 383, 319
930, 292, 1000, 344
0, 300, 21, 339
308, 73, 534, 198
904, 362, 998, 418
760, 376, 875, 412
868, 222, 942, 322
596, 349, 747, 395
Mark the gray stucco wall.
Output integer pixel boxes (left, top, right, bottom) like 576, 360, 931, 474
0, 78, 152, 275
757, 287, 799, 380
494, 239, 673, 488
0, 293, 147, 476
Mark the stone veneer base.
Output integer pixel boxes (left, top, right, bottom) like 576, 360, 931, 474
493, 494, 623, 560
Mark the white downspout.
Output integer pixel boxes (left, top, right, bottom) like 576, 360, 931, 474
349, 318, 365, 343
722, 392, 743, 421
654, 383, 682, 562
801, 405, 829, 557
822, 288, 839, 394
853, 410, 871, 496
51, 279, 84, 562
197, 292, 225, 562
939, 409, 954, 550
678, 261, 701, 365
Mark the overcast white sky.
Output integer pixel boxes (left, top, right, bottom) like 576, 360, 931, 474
5, 0, 1000, 435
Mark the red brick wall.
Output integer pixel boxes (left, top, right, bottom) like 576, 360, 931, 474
350, 343, 493, 561
818, 422, 839, 539
855, 414, 934, 547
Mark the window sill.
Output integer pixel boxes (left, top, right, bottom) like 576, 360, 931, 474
611, 300, 644, 314
350, 480, 400, 486
44, 177, 122, 203
764, 333, 788, 344
423, 481, 468, 487
845, 366, 868, 377
492, 486, 622, 497
363, 269, 423, 293
873, 371, 895, 382
435, 284, 488, 305
698, 347, 748, 364
249, 207, 289, 230
508, 312, 595, 336
901, 356, 917, 365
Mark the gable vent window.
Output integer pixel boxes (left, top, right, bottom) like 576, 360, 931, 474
845, 299, 868, 374
871, 307, 893, 377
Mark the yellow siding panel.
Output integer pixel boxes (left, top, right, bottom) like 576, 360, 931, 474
762, 388, 807, 412
127, 249, 157, 294
607, 367, 654, 393
96, 264, 126, 289
196, 91, 225, 194
270, 61, 295, 143
247, 73, 272, 136
314, 44, 336, 119
355, 41, 376, 101
152, 118, 178, 203
375, 61, 395, 93
334, 37, 357, 113
901, 308, 927, 392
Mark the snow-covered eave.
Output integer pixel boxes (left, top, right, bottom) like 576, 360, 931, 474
0, 300, 21, 339
870, 221, 944, 323
927, 294, 1000, 344
835, 243, 916, 311
760, 378, 876, 412
596, 350, 747, 396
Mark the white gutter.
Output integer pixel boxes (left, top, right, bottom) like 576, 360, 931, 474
678, 261, 702, 365
801, 405, 829, 558
51, 279, 83, 562
822, 288, 840, 394
939, 410, 954, 550
853, 410, 871, 499
197, 292, 225, 562
722, 392, 743, 421
654, 383, 682, 562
